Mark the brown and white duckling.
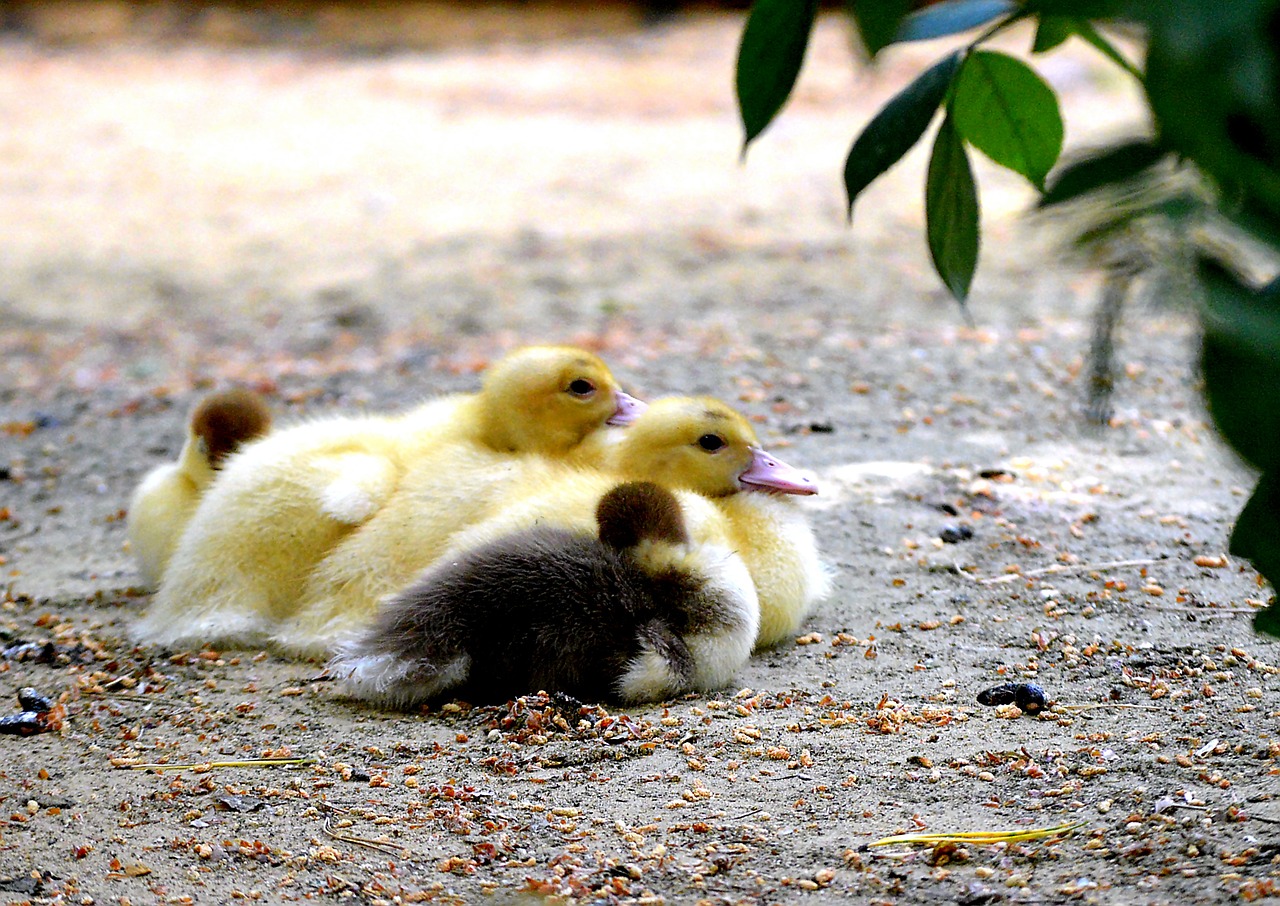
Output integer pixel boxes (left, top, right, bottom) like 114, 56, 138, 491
284, 396, 826, 655
126, 389, 272, 586
332, 481, 759, 707
135, 346, 643, 652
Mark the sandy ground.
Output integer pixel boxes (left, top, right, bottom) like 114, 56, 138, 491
1, 8, 1279, 905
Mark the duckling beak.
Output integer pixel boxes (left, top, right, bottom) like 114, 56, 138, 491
738, 447, 819, 496
607, 390, 647, 427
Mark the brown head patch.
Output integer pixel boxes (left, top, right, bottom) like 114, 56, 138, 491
596, 481, 687, 550
190, 389, 272, 468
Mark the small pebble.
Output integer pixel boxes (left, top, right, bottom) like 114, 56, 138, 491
0, 711, 44, 735
1014, 683, 1047, 714
977, 683, 1018, 706
939, 524, 974, 544
976, 682, 1047, 715
17, 687, 53, 713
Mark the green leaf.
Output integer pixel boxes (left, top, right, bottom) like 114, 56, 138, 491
736, 0, 820, 150
846, 0, 911, 58
1070, 20, 1143, 81
951, 50, 1064, 189
1229, 474, 1280, 632
1144, 2, 1280, 221
896, 0, 1017, 43
925, 114, 981, 302
1031, 15, 1074, 53
1028, 13, 1143, 80
1022, 0, 1138, 16
1039, 140, 1167, 207
844, 51, 962, 218
1199, 260, 1280, 473
1255, 600, 1280, 639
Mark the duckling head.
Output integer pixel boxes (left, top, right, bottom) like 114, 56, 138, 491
475, 345, 645, 455
596, 480, 689, 551
610, 397, 818, 497
190, 388, 273, 468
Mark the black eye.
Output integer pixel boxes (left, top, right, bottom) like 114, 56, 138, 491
567, 378, 596, 397
697, 434, 726, 452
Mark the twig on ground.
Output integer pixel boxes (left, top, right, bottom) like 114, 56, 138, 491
323, 816, 411, 856
978, 558, 1160, 586
126, 756, 317, 771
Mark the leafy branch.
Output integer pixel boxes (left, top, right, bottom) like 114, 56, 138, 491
734, 0, 1280, 636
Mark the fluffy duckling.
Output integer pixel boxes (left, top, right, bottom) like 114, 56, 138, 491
606, 397, 827, 648
332, 481, 759, 707
135, 346, 643, 652
127, 389, 272, 586
282, 396, 826, 655
437, 345, 646, 462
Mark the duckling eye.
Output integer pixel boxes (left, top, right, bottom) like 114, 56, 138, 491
697, 433, 726, 452
566, 378, 597, 398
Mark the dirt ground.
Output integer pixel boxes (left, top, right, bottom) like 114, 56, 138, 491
2, 7, 1279, 905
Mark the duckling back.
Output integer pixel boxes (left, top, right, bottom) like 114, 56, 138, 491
135, 346, 642, 654
305, 395, 822, 657
127, 389, 272, 587
137, 411, 413, 649
332, 481, 758, 707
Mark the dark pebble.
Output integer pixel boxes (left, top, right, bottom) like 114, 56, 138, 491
0, 712, 44, 735
550, 691, 587, 715
939, 524, 974, 543
976, 683, 1018, 706
977, 681, 1048, 715
1, 641, 56, 663
1015, 683, 1047, 714
808, 422, 835, 434
17, 687, 53, 712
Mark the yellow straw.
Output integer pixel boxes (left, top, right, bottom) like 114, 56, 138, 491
869, 820, 1086, 847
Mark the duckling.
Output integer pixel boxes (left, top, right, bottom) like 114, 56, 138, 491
605, 396, 828, 648
332, 481, 759, 707
135, 346, 643, 653
283, 396, 826, 655
127, 389, 272, 586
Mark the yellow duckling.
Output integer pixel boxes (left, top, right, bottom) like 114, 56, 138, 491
605, 396, 828, 648
281, 396, 826, 656
333, 481, 760, 707
126, 389, 272, 586
135, 346, 644, 652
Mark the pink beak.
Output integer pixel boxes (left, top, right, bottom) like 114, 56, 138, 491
738, 447, 819, 495
607, 390, 647, 427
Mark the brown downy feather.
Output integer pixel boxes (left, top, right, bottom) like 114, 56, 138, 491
190, 389, 273, 468
333, 481, 733, 707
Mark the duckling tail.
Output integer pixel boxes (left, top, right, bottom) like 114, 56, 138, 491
615, 618, 695, 702
190, 389, 273, 468
596, 481, 688, 550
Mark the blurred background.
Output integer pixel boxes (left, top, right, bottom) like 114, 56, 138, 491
0, 1, 1147, 400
